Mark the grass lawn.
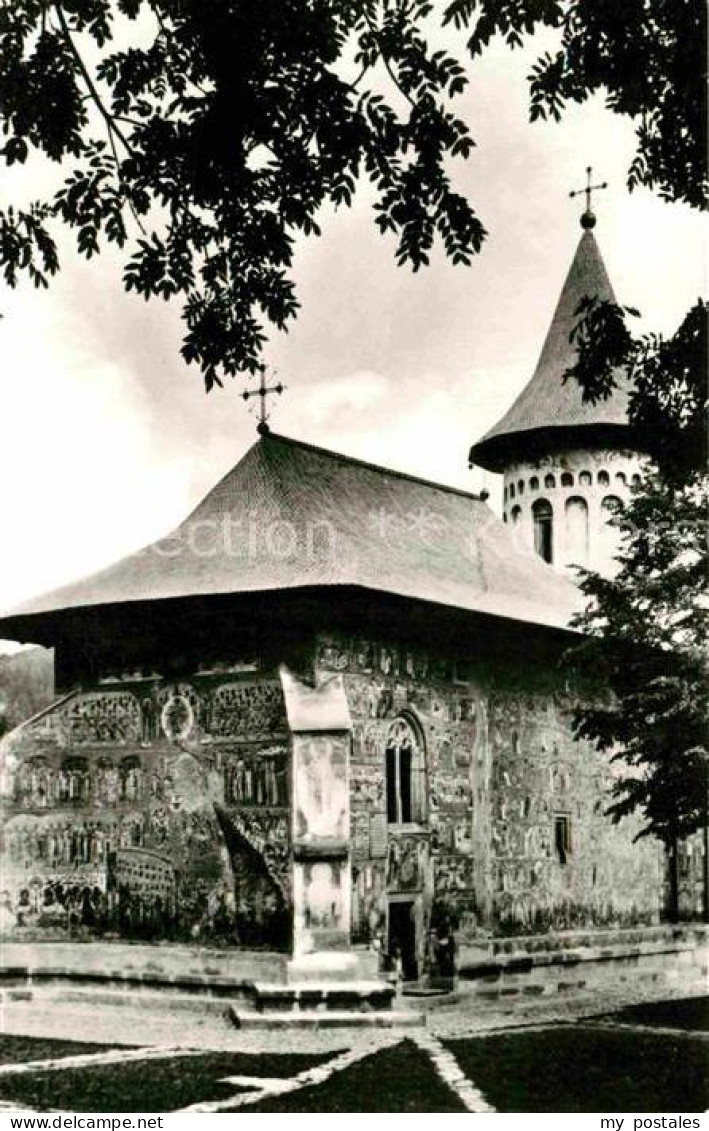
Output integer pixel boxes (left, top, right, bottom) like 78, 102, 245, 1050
0, 1037, 128, 1066
245, 1040, 467, 1113
600, 995, 709, 1032
446, 1026, 708, 1113
0, 1049, 335, 1113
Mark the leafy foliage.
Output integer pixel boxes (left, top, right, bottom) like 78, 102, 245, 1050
565, 300, 708, 853
445, 0, 707, 210
567, 298, 707, 489
0, 1, 705, 387
0, 0, 484, 388
569, 474, 708, 848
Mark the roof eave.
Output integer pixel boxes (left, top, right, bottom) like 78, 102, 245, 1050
470, 421, 639, 474
0, 581, 581, 650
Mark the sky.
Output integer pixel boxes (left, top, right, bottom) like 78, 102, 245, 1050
0, 25, 705, 641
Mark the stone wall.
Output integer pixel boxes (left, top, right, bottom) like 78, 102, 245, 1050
315, 629, 662, 974
0, 623, 668, 964
0, 666, 291, 949
488, 687, 663, 935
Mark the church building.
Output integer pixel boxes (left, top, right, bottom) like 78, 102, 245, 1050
0, 207, 664, 986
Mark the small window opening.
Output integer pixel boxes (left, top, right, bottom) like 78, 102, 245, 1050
554, 815, 572, 865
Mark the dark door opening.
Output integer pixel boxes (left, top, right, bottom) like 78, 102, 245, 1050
388, 900, 417, 980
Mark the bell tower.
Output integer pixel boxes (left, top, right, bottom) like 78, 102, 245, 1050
469, 176, 643, 577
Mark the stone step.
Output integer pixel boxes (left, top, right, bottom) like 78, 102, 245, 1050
230, 1007, 424, 1030
251, 980, 395, 1013
403, 985, 453, 998
1, 985, 240, 1016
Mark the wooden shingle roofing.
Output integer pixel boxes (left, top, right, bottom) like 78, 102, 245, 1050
470, 230, 633, 472
0, 433, 582, 637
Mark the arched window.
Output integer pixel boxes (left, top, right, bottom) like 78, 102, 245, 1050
532, 499, 554, 564
579, 470, 592, 486
561, 471, 574, 487
386, 717, 426, 825
509, 482, 516, 499
599, 495, 623, 567
615, 471, 627, 487
544, 473, 556, 489
510, 504, 521, 525
598, 470, 610, 486
517, 479, 525, 495
530, 476, 539, 491
602, 495, 622, 518
565, 496, 589, 566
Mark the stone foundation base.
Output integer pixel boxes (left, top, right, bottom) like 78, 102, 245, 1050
457, 924, 708, 1000
286, 949, 380, 984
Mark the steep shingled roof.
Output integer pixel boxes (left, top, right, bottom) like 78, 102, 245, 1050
0, 433, 581, 635
470, 229, 633, 472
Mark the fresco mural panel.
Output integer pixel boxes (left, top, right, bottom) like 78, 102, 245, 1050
0, 672, 292, 949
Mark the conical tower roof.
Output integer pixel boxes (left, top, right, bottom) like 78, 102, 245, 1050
470, 226, 633, 472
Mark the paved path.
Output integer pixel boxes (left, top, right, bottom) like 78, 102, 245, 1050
177, 1036, 404, 1112
2, 979, 703, 1053
0, 982, 704, 1113
412, 1032, 496, 1112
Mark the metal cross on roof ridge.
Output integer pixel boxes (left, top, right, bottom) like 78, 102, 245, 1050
242, 367, 286, 435
569, 166, 608, 229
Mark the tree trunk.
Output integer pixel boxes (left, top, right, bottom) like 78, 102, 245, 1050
667, 836, 679, 923
703, 801, 709, 924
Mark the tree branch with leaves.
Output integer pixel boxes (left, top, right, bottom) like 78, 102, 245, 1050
0, 1, 704, 388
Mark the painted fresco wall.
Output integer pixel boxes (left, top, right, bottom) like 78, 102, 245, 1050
488, 688, 663, 935
0, 669, 291, 948
315, 631, 662, 965
0, 627, 667, 957
316, 634, 487, 975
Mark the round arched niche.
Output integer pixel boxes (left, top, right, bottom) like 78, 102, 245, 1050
565, 495, 589, 567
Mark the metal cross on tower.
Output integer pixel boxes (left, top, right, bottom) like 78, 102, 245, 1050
569, 166, 608, 229
242, 368, 286, 435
